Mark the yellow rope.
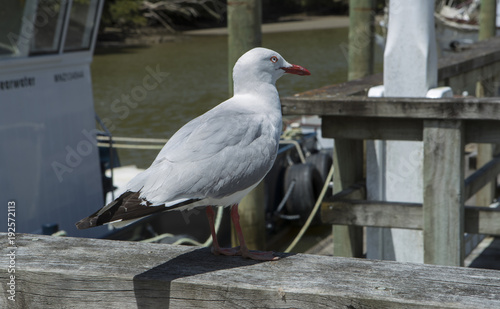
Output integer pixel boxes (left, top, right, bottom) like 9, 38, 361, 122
284, 164, 334, 253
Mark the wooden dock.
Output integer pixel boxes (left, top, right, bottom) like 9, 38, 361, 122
1, 233, 500, 308
281, 36, 500, 266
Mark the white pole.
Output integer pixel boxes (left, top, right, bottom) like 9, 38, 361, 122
366, 0, 437, 263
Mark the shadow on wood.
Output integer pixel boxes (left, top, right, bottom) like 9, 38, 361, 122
133, 247, 265, 308
3, 233, 500, 308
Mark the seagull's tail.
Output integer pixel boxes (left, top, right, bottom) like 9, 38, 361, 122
75, 191, 201, 230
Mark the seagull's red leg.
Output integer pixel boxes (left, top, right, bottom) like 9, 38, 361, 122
205, 206, 239, 256
230, 204, 279, 261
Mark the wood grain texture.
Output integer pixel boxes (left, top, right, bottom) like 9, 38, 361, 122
331, 138, 364, 258
423, 120, 465, 266
282, 96, 500, 120
2, 233, 500, 308
283, 36, 500, 100
321, 199, 500, 235
321, 116, 423, 141
464, 155, 500, 200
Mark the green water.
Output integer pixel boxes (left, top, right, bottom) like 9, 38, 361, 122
91, 27, 383, 168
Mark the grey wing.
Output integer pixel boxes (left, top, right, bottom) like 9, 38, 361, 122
128, 107, 280, 205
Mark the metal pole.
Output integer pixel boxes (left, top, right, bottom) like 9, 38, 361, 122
347, 0, 375, 81
479, 0, 497, 41
227, 0, 262, 95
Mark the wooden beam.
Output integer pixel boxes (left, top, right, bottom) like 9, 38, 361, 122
3, 233, 500, 308
289, 72, 382, 98
282, 96, 500, 120
438, 36, 500, 81
321, 116, 423, 141
323, 199, 421, 230
465, 120, 500, 144
320, 117, 500, 144
321, 199, 500, 236
331, 138, 364, 258
464, 155, 500, 200
423, 120, 465, 266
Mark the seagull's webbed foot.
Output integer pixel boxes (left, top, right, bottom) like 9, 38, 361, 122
211, 245, 240, 256
206, 205, 279, 261
240, 247, 279, 261
212, 245, 279, 261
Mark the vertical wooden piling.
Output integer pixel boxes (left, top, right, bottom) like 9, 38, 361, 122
227, 0, 263, 249
347, 0, 375, 80
332, 0, 375, 258
227, 0, 262, 95
477, 0, 498, 206
476, 82, 497, 207
332, 139, 364, 257
478, 0, 497, 41
423, 120, 465, 266
232, 181, 266, 250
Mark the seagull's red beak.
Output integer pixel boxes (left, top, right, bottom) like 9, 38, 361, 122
281, 64, 311, 76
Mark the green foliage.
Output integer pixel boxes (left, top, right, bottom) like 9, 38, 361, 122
100, 0, 146, 29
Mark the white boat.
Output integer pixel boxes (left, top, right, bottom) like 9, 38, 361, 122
0, 0, 108, 238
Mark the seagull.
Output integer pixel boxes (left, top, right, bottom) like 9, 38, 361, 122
76, 47, 310, 261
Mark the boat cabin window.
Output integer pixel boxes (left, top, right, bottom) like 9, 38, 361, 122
0, 0, 100, 58
64, 0, 100, 52
30, 0, 68, 55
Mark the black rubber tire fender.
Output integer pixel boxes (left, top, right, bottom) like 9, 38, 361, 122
306, 152, 333, 184
284, 163, 323, 224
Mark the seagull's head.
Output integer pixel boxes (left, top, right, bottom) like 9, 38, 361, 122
232, 47, 310, 92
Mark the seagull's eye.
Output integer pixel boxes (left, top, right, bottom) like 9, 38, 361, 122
270, 56, 278, 63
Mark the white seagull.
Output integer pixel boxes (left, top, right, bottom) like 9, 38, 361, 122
76, 47, 310, 260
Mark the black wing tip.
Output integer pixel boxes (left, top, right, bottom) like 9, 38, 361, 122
75, 192, 202, 230
75, 217, 94, 230
74, 191, 135, 230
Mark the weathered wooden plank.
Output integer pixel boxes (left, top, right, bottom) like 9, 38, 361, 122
287, 36, 500, 100
423, 120, 465, 266
281, 96, 500, 120
465, 120, 500, 143
464, 155, 500, 200
331, 138, 364, 258
438, 36, 500, 81
290, 72, 383, 98
475, 144, 499, 206
323, 199, 422, 230
2, 233, 500, 308
321, 116, 423, 141
321, 199, 500, 236
319, 117, 500, 144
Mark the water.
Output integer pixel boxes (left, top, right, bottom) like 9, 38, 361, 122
91, 27, 383, 168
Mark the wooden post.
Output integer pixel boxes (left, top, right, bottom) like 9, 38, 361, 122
477, 11, 497, 206
227, 0, 262, 248
333, 0, 374, 258
232, 181, 266, 250
348, 0, 375, 80
423, 120, 465, 266
227, 0, 262, 95
479, 0, 497, 41
476, 82, 496, 206
332, 138, 364, 257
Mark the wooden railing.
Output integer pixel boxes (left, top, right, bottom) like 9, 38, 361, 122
281, 36, 500, 266
1, 233, 500, 308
